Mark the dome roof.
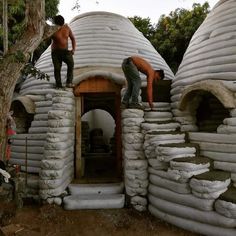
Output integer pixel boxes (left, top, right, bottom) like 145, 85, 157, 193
173, 0, 236, 89
20, 11, 174, 96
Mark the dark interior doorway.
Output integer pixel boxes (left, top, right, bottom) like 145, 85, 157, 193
74, 77, 122, 183
196, 92, 229, 132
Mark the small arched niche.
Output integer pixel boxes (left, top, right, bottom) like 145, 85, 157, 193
179, 80, 234, 132
11, 96, 35, 134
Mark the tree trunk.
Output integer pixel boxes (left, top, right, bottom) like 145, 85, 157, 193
0, 0, 46, 160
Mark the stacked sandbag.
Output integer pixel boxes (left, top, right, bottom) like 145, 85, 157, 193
149, 157, 236, 235
170, 89, 198, 132
10, 94, 49, 173
10, 133, 46, 173
156, 143, 198, 162
188, 132, 236, 184
144, 131, 185, 170
121, 108, 148, 211
28, 95, 53, 134
168, 156, 211, 183
190, 170, 231, 200
39, 90, 75, 201
215, 187, 236, 219
143, 108, 173, 122
142, 102, 171, 111
217, 108, 236, 134
148, 143, 206, 196
141, 102, 180, 134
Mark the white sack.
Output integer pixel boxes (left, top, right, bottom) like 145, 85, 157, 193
122, 133, 143, 144
121, 109, 144, 118
124, 160, 148, 171
125, 185, 147, 196
125, 169, 148, 181
215, 199, 236, 219
170, 160, 210, 171
48, 119, 74, 128
149, 205, 236, 236
214, 161, 236, 173
148, 184, 214, 211
131, 196, 147, 212
190, 177, 231, 193
48, 110, 74, 119
122, 150, 145, 160
149, 174, 191, 194
192, 188, 228, 200
121, 118, 145, 127
148, 160, 169, 170
148, 194, 236, 228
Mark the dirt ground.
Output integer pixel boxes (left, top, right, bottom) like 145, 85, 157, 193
0, 202, 201, 236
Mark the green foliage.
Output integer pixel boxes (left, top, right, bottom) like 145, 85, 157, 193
131, 2, 210, 73
45, 0, 60, 20
153, 2, 210, 73
0, 0, 59, 52
3, 0, 25, 49
21, 63, 50, 81
128, 16, 155, 41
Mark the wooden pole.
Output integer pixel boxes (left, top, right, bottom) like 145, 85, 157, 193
25, 137, 28, 186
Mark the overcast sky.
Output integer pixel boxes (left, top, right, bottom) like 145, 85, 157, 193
59, 0, 219, 24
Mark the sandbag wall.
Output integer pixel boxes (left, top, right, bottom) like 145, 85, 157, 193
144, 122, 236, 235
10, 94, 52, 173
121, 109, 148, 211
121, 102, 236, 234
10, 90, 75, 201
39, 90, 75, 202
10, 94, 52, 196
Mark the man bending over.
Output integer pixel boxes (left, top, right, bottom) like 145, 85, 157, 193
121, 56, 164, 109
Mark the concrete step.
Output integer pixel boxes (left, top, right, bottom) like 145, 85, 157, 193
68, 182, 124, 195
63, 193, 125, 210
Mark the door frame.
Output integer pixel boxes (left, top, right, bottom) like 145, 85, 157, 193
74, 77, 122, 179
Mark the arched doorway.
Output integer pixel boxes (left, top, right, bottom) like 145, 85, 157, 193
74, 76, 122, 183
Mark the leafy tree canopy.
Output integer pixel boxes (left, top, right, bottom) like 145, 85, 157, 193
128, 16, 155, 41
131, 2, 210, 73
0, 0, 59, 53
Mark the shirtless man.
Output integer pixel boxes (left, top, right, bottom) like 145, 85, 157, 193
51, 15, 76, 89
121, 56, 164, 109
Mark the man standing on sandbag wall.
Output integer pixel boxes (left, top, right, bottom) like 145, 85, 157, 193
121, 56, 164, 109
51, 15, 76, 89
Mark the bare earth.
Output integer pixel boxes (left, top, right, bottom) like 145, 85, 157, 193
0, 202, 201, 236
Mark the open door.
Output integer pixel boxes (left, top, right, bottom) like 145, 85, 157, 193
74, 77, 122, 183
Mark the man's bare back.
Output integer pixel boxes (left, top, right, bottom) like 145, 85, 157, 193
51, 15, 76, 88
52, 24, 76, 54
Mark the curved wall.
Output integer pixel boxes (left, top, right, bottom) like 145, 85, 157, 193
19, 11, 174, 96
148, 1, 236, 235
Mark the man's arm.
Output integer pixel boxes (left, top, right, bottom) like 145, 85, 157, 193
69, 28, 76, 54
146, 75, 154, 109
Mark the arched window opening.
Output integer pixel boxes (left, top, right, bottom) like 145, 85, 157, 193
196, 92, 229, 132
